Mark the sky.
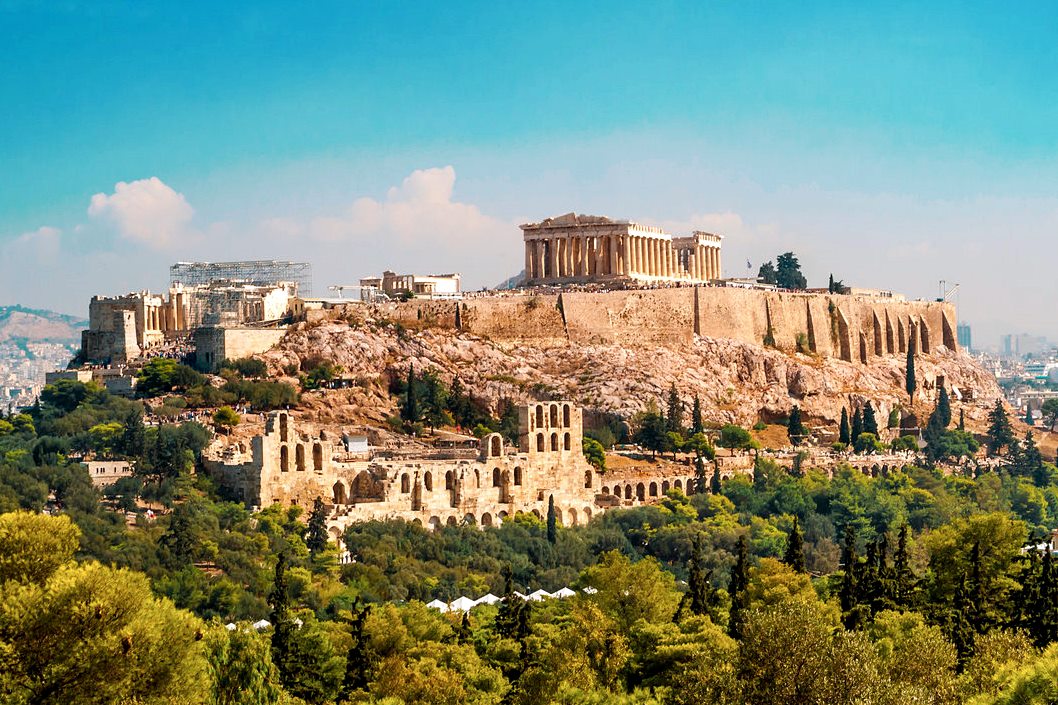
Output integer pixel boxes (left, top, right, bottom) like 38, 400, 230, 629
3, 1, 1058, 347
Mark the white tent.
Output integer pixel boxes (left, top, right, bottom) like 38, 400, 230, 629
251, 619, 271, 630
513, 591, 529, 601
225, 622, 238, 631
426, 599, 450, 613
527, 589, 552, 602
448, 596, 477, 612
552, 587, 577, 599
582, 586, 599, 595
474, 593, 501, 606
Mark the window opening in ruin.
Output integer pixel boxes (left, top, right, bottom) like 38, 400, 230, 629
514, 467, 522, 485
492, 468, 501, 487
564, 433, 571, 451
536, 433, 545, 452
280, 446, 289, 472
584, 470, 592, 488
296, 445, 306, 472
280, 414, 288, 442
649, 482, 658, 497
490, 435, 501, 457
550, 432, 558, 451
424, 472, 433, 491
636, 483, 645, 500
550, 405, 559, 427
333, 481, 346, 505
445, 471, 454, 490
535, 405, 544, 428
401, 474, 410, 493
563, 404, 570, 426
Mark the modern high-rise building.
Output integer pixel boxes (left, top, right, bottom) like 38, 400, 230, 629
957, 322, 972, 351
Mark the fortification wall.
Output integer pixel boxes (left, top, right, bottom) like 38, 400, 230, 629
369, 288, 956, 363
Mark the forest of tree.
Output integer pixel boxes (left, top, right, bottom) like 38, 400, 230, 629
5, 380, 1058, 703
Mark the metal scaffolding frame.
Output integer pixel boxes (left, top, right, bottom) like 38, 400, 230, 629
169, 260, 312, 295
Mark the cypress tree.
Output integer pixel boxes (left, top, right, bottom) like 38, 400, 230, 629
840, 524, 861, 629
863, 401, 879, 436
1026, 405, 1035, 426
728, 535, 750, 639
905, 344, 916, 404
710, 460, 722, 495
270, 552, 294, 687
839, 407, 851, 445
958, 408, 965, 431
341, 600, 372, 698
936, 386, 952, 428
666, 384, 682, 433
892, 525, 915, 609
782, 517, 807, 573
306, 496, 329, 555
851, 408, 864, 444
695, 455, 707, 494
687, 535, 716, 616
1038, 549, 1058, 646
546, 495, 557, 544
787, 406, 805, 445
402, 365, 419, 423
691, 395, 704, 435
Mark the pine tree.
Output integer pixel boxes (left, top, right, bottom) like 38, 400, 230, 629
306, 496, 329, 555
710, 460, 722, 495
694, 456, 707, 494
691, 395, 704, 435
1037, 549, 1058, 646
782, 517, 807, 573
686, 535, 716, 616
863, 401, 879, 436
936, 386, 952, 428
1026, 405, 1035, 426
986, 400, 1015, 456
1021, 431, 1049, 486
839, 407, 851, 445
905, 345, 916, 404
728, 535, 750, 639
546, 495, 557, 544
666, 384, 682, 433
851, 408, 864, 444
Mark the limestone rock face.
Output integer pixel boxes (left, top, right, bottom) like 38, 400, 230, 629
261, 320, 1002, 431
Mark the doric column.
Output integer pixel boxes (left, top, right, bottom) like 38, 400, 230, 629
622, 235, 631, 275
715, 247, 722, 280
548, 238, 559, 279
700, 246, 709, 280
536, 241, 546, 280
711, 247, 720, 280
653, 239, 661, 277
609, 235, 619, 275
665, 245, 674, 278
525, 240, 533, 280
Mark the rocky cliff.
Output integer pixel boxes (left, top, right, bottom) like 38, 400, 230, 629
260, 316, 1002, 435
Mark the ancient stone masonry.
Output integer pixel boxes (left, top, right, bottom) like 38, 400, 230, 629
521, 212, 722, 285
203, 402, 697, 536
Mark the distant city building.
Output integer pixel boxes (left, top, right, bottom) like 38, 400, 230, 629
957, 322, 972, 351
81, 460, 133, 488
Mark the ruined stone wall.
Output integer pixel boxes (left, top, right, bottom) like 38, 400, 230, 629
194, 326, 288, 371
372, 288, 956, 364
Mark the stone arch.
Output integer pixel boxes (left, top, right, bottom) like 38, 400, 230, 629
662, 480, 670, 493
584, 469, 593, 488
424, 471, 433, 492
489, 434, 502, 457
280, 445, 289, 472
649, 481, 658, 497
412, 518, 422, 526
481, 512, 493, 528
624, 485, 633, 500
401, 473, 410, 493
445, 470, 454, 490
428, 516, 441, 531
279, 413, 289, 442
333, 481, 346, 505
674, 478, 683, 491
463, 513, 476, 526
536, 433, 545, 452
514, 467, 523, 485
563, 433, 571, 451
550, 432, 558, 451
492, 468, 501, 487
313, 443, 323, 472
446, 516, 457, 526
532, 508, 543, 519
498, 511, 508, 523
550, 404, 559, 427
328, 526, 341, 541
295, 444, 306, 471
583, 507, 592, 521
535, 405, 544, 428
567, 508, 578, 526
563, 404, 571, 427
687, 478, 695, 493
602, 486, 610, 495
636, 483, 645, 501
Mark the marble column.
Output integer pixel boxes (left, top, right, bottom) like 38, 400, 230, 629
525, 241, 533, 279
622, 236, 631, 275
609, 235, 619, 275
548, 238, 559, 279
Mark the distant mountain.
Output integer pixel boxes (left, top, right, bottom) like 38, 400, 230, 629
494, 270, 526, 290
0, 305, 85, 344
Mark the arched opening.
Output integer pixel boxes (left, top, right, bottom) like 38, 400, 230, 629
514, 467, 523, 485
674, 479, 683, 491
636, 483, 645, 501
649, 482, 658, 497
313, 443, 323, 472
295, 444, 306, 472
428, 516, 441, 531
563, 433, 571, 451
279, 413, 288, 442
333, 481, 346, 505
662, 480, 670, 493
568, 508, 578, 526
463, 513, 476, 526
492, 468, 501, 487
584, 470, 593, 488
532, 509, 543, 519
424, 472, 433, 492
401, 473, 410, 493
445, 470, 454, 490
602, 486, 610, 495
686, 478, 695, 493
550, 432, 558, 451
498, 511, 508, 523
536, 433, 545, 452
280, 445, 289, 472
446, 516, 457, 526
475, 469, 480, 487
563, 404, 571, 427
481, 512, 493, 528
583, 507, 592, 521
550, 404, 559, 427
490, 435, 502, 457
535, 405, 544, 428
624, 485, 633, 500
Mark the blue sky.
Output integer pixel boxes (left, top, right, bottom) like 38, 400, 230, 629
3, 1, 1058, 346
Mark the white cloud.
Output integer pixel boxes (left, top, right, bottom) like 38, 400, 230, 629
9, 226, 61, 259
87, 177, 194, 248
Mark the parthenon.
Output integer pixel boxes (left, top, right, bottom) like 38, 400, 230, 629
521, 212, 722, 285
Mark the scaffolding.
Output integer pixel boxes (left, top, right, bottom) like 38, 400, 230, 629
170, 260, 312, 296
